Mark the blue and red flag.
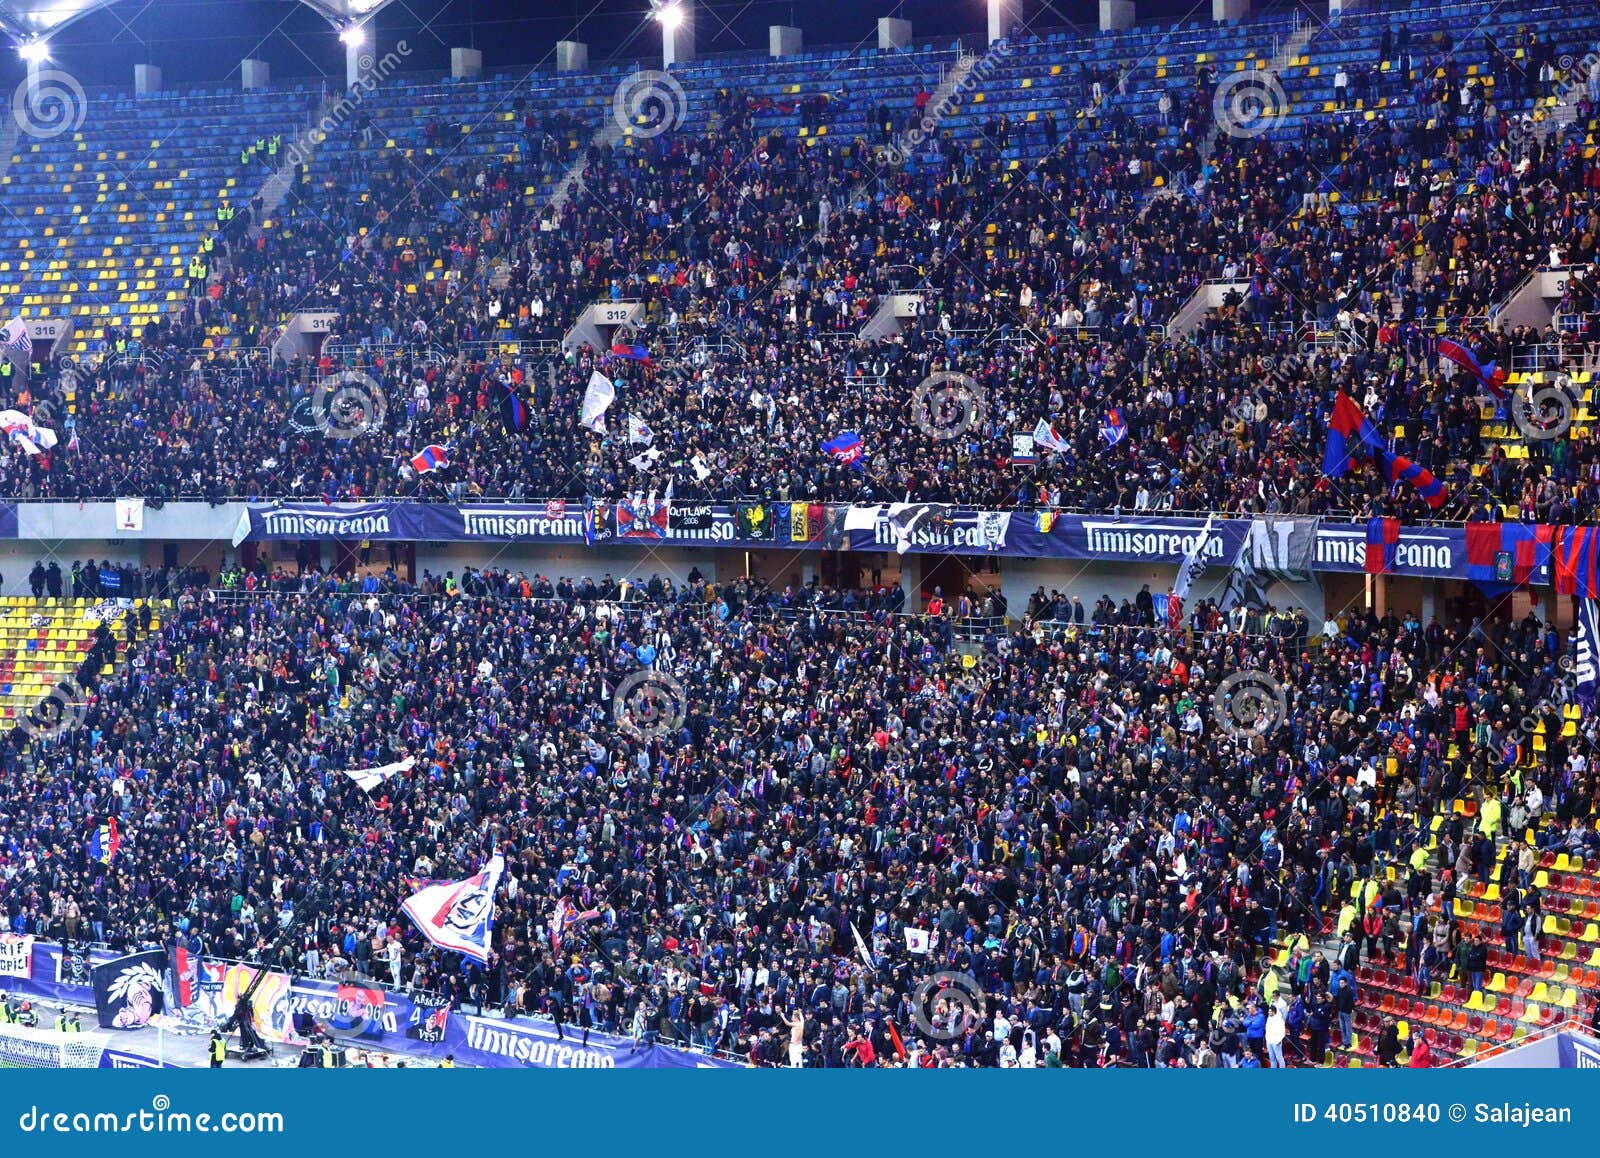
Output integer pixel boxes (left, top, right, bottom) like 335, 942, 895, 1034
617, 493, 669, 540
410, 444, 449, 474
498, 378, 528, 433
1322, 392, 1383, 478
1438, 338, 1508, 400
610, 342, 651, 362
88, 818, 120, 865
1365, 517, 1401, 574
821, 430, 865, 468
1555, 526, 1600, 598
1466, 523, 1555, 590
1099, 409, 1128, 447
1379, 451, 1448, 510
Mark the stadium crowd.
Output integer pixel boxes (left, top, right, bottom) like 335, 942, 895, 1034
0, 559, 1595, 1066
0, 25, 1591, 521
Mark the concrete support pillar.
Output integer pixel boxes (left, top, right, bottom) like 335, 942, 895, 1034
1100, 0, 1136, 31
240, 59, 271, 90
661, 2, 695, 68
450, 47, 482, 80
134, 64, 162, 96
987, 0, 1022, 46
770, 25, 803, 58
345, 34, 370, 91
878, 17, 911, 50
556, 40, 589, 72
1213, 0, 1250, 20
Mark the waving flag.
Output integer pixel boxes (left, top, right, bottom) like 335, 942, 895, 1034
609, 342, 650, 362
1322, 392, 1383, 478
1033, 419, 1071, 453
410, 445, 449, 474
548, 896, 601, 957
1172, 515, 1214, 601
88, 818, 120, 866
1099, 408, 1128, 447
851, 922, 879, 970
0, 409, 56, 456
1379, 451, 1447, 509
497, 378, 529, 433
1555, 526, 1600, 599
1438, 338, 1508, 400
1576, 597, 1600, 716
1365, 517, 1401, 574
341, 756, 414, 794
400, 854, 505, 964
2, 317, 30, 364
580, 371, 615, 433
627, 415, 654, 445
822, 430, 865, 468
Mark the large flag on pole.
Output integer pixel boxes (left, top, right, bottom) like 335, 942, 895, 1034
580, 371, 615, 434
400, 854, 505, 964
1172, 515, 1214, 602
548, 896, 600, 957
1576, 597, 1600, 716
341, 756, 414, 794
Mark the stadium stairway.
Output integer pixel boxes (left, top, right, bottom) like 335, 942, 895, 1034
0, 596, 161, 729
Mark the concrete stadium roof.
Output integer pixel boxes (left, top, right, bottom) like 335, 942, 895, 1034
0, 0, 393, 44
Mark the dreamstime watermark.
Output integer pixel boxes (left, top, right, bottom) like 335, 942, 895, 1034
612, 668, 687, 741
310, 369, 387, 440
910, 371, 986, 440
1213, 70, 1287, 140
16, 1095, 283, 1135
883, 42, 1013, 166
910, 969, 987, 1040
282, 40, 413, 168
17, 675, 88, 743
11, 69, 86, 140
612, 70, 686, 140
1509, 372, 1577, 443
1212, 669, 1287, 738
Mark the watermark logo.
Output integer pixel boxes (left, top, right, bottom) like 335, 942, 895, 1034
612, 669, 686, 741
910, 970, 987, 1040
1212, 669, 1287, 738
282, 40, 413, 168
1510, 373, 1576, 443
310, 370, 387, 440
613, 70, 686, 139
12, 70, 86, 139
1212, 70, 1286, 140
911, 371, 986, 441
882, 42, 1013, 166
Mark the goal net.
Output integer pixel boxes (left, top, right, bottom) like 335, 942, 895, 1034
0, 1020, 108, 1068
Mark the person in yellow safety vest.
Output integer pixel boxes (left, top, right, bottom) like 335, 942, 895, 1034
1479, 793, 1503, 842
439, 1054, 455, 1068
54, 1009, 69, 1032
210, 1030, 226, 1068
320, 1040, 336, 1068
67, 1012, 81, 1032
0, 994, 12, 1024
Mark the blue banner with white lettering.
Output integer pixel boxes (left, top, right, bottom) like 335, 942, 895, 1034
231, 502, 1476, 581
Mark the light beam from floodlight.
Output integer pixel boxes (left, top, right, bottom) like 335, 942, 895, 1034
338, 25, 366, 46
18, 41, 48, 64
657, 4, 684, 29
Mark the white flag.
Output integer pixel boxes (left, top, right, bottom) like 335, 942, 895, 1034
851, 922, 878, 970
904, 927, 932, 954
843, 505, 882, 532
400, 854, 504, 963
627, 415, 654, 445
580, 371, 615, 433
1032, 419, 1070, 453
690, 453, 711, 482
341, 755, 414, 794
1172, 514, 1214, 601
0, 409, 55, 456
114, 498, 145, 533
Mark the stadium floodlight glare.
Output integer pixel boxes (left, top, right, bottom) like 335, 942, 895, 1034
338, 25, 366, 47
17, 41, 49, 64
656, 4, 685, 29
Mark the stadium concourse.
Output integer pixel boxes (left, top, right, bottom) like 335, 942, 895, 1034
0, 0, 1599, 1070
